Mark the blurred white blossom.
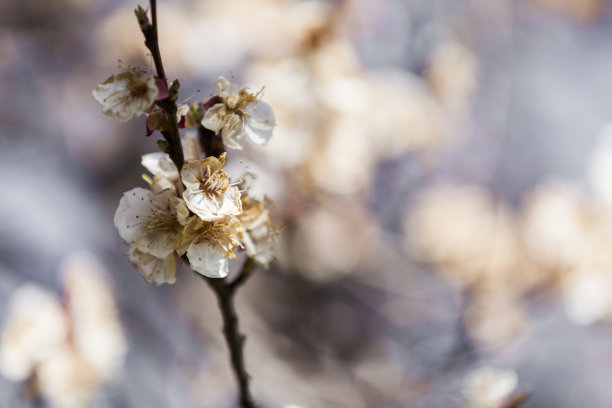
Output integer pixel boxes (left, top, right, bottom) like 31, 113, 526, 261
462, 366, 518, 408
0, 253, 126, 408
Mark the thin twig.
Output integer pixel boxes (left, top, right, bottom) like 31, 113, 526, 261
136, 0, 184, 171
197, 123, 226, 158
147, 0, 165, 81
197, 257, 258, 408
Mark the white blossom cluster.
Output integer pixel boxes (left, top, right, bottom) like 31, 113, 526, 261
0, 253, 126, 408
94, 67, 277, 283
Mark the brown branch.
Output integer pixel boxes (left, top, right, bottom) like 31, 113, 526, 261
196, 257, 258, 408
197, 124, 226, 158
135, 0, 184, 171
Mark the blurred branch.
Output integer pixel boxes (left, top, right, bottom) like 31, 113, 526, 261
229, 257, 257, 292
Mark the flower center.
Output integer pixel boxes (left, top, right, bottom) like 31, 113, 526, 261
200, 169, 229, 196
144, 206, 179, 232
129, 78, 152, 98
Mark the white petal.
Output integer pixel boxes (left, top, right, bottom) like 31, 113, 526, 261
187, 242, 229, 278
113, 188, 180, 258
129, 248, 176, 285
244, 101, 275, 145
141, 152, 179, 179
201, 104, 225, 133
222, 114, 247, 150
180, 160, 204, 191
215, 76, 239, 99
183, 186, 242, 221
182, 132, 202, 162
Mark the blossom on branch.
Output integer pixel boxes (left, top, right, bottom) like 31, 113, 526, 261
114, 187, 189, 259
92, 64, 159, 122
181, 153, 242, 221
239, 196, 277, 267
178, 216, 243, 278
201, 76, 275, 149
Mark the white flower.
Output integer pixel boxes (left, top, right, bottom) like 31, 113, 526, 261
92, 64, 158, 122
239, 196, 276, 266
59, 253, 126, 381
201, 76, 275, 149
0, 285, 67, 382
181, 153, 242, 221
0, 253, 126, 408
114, 187, 188, 258
128, 248, 177, 285
462, 366, 518, 408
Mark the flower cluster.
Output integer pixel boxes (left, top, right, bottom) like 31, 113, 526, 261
94, 68, 277, 283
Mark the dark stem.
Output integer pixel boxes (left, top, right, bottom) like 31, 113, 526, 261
198, 124, 226, 158
136, 0, 184, 171
147, 0, 166, 81
197, 257, 258, 408
161, 103, 184, 171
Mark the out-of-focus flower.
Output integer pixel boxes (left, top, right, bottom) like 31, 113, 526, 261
181, 153, 242, 221
290, 202, 380, 281
0, 285, 67, 382
114, 187, 189, 259
60, 253, 126, 383
0, 253, 126, 408
562, 267, 612, 325
519, 181, 612, 326
520, 183, 589, 271
462, 366, 519, 408
92, 64, 159, 122
239, 196, 277, 266
406, 184, 520, 290
532, 0, 607, 22
425, 40, 478, 112
201, 77, 275, 149
464, 293, 529, 348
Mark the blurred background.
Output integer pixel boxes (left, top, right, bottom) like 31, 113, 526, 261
2, 0, 612, 406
